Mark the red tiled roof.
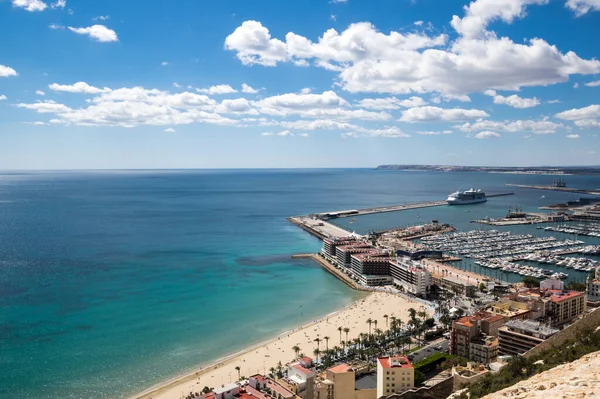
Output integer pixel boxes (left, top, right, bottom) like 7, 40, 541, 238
292, 363, 312, 374
486, 315, 506, 323
250, 374, 266, 382
549, 290, 584, 303
378, 356, 413, 369
301, 356, 312, 363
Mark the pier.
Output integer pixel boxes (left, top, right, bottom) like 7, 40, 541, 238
506, 183, 600, 196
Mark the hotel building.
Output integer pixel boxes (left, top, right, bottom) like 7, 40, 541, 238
389, 258, 432, 296
450, 312, 505, 364
498, 319, 559, 356
376, 356, 414, 398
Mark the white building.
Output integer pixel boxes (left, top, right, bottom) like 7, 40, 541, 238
587, 266, 600, 301
376, 356, 414, 398
389, 258, 432, 296
287, 362, 316, 398
540, 278, 564, 291
213, 383, 239, 399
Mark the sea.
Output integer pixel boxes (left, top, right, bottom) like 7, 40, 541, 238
0, 169, 599, 399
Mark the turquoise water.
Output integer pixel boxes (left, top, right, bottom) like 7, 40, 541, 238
0, 169, 599, 398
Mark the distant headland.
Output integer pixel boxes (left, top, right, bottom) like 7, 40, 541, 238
376, 165, 600, 175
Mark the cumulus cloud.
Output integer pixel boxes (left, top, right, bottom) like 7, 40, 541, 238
586, 80, 600, 87
418, 130, 453, 135
93, 15, 110, 21
164, 127, 176, 132
566, 0, 600, 16
16, 100, 72, 113
357, 96, 426, 110
196, 84, 238, 95
455, 118, 562, 134
12, 0, 47, 12
36, 90, 46, 96
241, 83, 259, 93
473, 131, 501, 139
51, 0, 65, 8
0, 95, 7, 101
483, 89, 540, 108
49, 24, 64, 30
261, 130, 295, 137
555, 104, 600, 120
566, 133, 581, 139
68, 25, 118, 42
0, 65, 18, 77
49, 82, 109, 94
161, 61, 169, 66
399, 106, 489, 122
225, 4, 600, 98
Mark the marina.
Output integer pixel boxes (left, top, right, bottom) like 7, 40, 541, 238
543, 222, 600, 238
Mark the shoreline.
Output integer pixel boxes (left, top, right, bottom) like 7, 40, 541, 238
130, 291, 424, 399
130, 293, 367, 399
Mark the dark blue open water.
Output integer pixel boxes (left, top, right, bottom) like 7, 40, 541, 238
0, 169, 598, 398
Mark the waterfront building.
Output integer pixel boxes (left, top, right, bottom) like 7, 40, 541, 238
432, 274, 477, 297
450, 312, 505, 364
547, 290, 586, 326
376, 356, 414, 398
587, 267, 600, 304
335, 244, 374, 269
315, 364, 376, 399
265, 378, 296, 399
248, 375, 267, 390
488, 300, 531, 321
213, 383, 240, 399
498, 319, 559, 356
389, 258, 432, 296
540, 278, 564, 291
285, 362, 315, 399
321, 237, 359, 259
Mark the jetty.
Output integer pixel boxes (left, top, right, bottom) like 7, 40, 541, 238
506, 183, 600, 196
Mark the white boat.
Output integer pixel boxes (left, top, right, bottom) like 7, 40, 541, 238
447, 188, 487, 205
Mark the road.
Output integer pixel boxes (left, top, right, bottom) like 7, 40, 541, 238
407, 338, 450, 363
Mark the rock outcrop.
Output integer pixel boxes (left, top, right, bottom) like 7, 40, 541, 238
481, 350, 600, 399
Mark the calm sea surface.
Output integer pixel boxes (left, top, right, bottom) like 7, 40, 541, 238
0, 169, 599, 398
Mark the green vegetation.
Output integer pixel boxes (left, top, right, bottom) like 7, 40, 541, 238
413, 353, 456, 373
522, 276, 541, 288
458, 327, 600, 398
566, 280, 587, 292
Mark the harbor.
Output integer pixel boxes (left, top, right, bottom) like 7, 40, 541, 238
506, 183, 600, 196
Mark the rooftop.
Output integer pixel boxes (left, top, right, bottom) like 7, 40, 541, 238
378, 356, 413, 369
266, 379, 294, 397
328, 363, 353, 373
548, 290, 585, 303
355, 373, 378, 390
503, 319, 559, 337
213, 382, 239, 394
250, 374, 266, 382
291, 363, 313, 375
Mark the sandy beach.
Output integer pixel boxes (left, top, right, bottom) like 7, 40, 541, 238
132, 292, 426, 399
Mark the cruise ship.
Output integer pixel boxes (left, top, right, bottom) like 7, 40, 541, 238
447, 188, 487, 205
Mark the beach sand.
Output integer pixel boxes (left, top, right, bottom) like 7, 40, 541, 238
132, 292, 426, 399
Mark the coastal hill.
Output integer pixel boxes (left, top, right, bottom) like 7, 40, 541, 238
481, 350, 600, 399
376, 165, 600, 175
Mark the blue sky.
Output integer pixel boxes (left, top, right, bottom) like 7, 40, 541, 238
1, 0, 600, 169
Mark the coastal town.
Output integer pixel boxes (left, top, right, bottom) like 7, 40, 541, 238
138, 194, 600, 399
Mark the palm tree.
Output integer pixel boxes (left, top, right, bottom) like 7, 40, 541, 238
343, 327, 350, 344
338, 326, 343, 343
235, 366, 241, 381
366, 318, 373, 336
269, 367, 276, 378
384, 314, 389, 328
373, 319, 378, 333
313, 348, 321, 364
292, 345, 301, 358
324, 336, 330, 351
314, 337, 321, 351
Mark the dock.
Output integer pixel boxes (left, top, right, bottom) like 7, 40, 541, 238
506, 183, 600, 196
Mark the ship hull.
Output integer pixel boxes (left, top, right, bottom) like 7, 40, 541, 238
447, 198, 487, 205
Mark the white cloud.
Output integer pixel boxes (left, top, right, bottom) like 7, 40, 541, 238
241, 83, 259, 93
216, 98, 258, 115
330, 0, 348, 3
93, 15, 110, 21
68, 25, 118, 42
574, 119, 600, 129
555, 104, 600, 120
225, 11, 600, 98
196, 84, 238, 95
483, 89, 540, 108
548, 99, 561, 104
566, 0, 600, 16
164, 127, 176, 132
330, 15, 337, 21
161, 61, 169, 66
173, 82, 182, 88
51, 0, 65, 8
586, 80, 600, 87
0, 95, 7, 101
16, 100, 72, 113
566, 133, 581, 139
399, 106, 489, 122
357, 96, 426, 110
341, 132, 360, 139
12, 0, 47, 12
261, 130, 295, 137
417, 130, 453, 135
0, 65, 18, 77
49, 24, 64, 30
574, 82, 579, 88
455, 118, 562, 134
473, 131, 501, 139
49, 82, 109, 94
36, 90, 46, 96
255, 90, 348, 113
450, 0, 548, 39
414, 21, 424, 26
300, 88, 312, 94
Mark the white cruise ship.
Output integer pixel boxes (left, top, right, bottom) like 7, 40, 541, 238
447, 188, 487, 205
